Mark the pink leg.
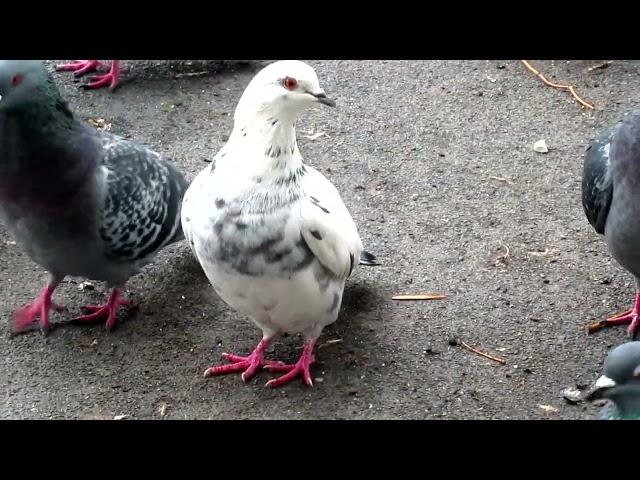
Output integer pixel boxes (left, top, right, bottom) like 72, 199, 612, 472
55, 60, 121, 92
204, 337, 286, 382
74, 288, 131, 330
11, 277, 65, 334
83, 60, 121, 92
55, 60, 107, 77
588, 292, 640, 338
264, 339, 317, 388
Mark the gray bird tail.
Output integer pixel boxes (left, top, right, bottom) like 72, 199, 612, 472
359, 250, 380, 266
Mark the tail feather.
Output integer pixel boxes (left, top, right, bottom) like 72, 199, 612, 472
359, 250, 380, 266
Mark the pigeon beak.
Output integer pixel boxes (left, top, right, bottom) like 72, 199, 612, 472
585, 375, 617, 401
310, 89, 336, 107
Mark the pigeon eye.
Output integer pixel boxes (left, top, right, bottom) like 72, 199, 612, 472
282, 77, 297, 91
11, 74, 22, 87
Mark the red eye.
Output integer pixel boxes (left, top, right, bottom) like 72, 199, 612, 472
11, 74, 22, 86
282, 76, 297, 91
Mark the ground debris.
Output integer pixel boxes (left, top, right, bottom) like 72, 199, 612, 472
392, 294, 447, 301
561, 387, 582, 404
521, 60, 594, 110
460, 340, 506, 365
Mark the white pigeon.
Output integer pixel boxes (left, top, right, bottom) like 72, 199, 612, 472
182, 60, 374, 388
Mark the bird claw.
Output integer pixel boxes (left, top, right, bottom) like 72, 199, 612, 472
81, 72, 119, 92
204, 339, 317, 388
10, 284, 62, 335
264, 349, 316, 388
628, 318, 639, 340
57, 60, 121, 92
73, 289, 130, 330
55, 60, 107, 77
204, 350, 279, 382
265, 361, 314, 388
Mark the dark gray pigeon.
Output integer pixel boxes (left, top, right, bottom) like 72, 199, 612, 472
586, 341, 640, 420
0, 60, 188, 334
583, 110, 640, 339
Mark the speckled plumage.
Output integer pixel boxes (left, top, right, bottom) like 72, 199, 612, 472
0, 60, 188, 332
182, 60, 373, 387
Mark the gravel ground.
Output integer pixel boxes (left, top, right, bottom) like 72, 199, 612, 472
1, 59, 637, 419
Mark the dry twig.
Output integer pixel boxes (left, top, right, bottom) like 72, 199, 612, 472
460, 340, 506, 365
392, 294, 447, 301
521, 60, 594, 110
175, 71, 208, 79
587, 308, 634, 334
489, 176, 513, 184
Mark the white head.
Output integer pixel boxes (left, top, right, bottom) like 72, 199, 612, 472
234, 60, 335, 124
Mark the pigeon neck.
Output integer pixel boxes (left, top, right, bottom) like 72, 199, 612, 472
2, 96, 76, 145
226, 112, 302, 175
0, 101, 94, 205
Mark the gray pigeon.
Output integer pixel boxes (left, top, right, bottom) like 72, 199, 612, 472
583, 110, 640, 339
0, 60, 188, 333
586, 341, 640, 420
182, 60, 376, 388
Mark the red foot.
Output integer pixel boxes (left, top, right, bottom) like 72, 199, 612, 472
74, 288, 130, 330
11, 281, 64, 334
55, 60, 121, 92
264, 340, 317, 388
589, 293, 640, 339
204, 338, 285, 382
55, 60, 107, 76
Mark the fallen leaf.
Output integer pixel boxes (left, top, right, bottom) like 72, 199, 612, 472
538, 404, 559, 414
561, 387, 582, 404
87, 118, 111, 131
533, 139, 548, 153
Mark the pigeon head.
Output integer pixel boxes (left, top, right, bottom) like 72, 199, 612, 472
234, 60, 335, 123
586, 342, 640, 414
0, 60, 58, 114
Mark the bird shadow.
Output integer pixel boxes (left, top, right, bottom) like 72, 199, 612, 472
341, 281, 384, 319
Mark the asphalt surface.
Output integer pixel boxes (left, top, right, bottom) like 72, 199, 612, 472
1, 59, 638, 419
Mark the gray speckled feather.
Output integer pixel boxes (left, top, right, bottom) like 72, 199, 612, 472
98, 132, 187, 264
